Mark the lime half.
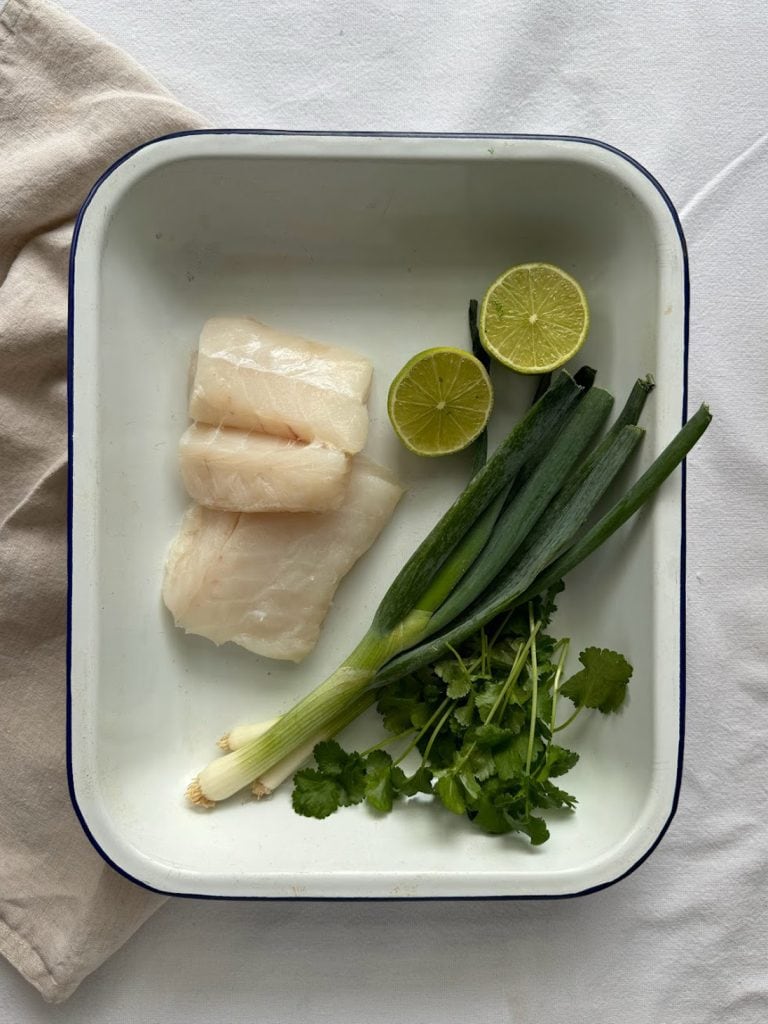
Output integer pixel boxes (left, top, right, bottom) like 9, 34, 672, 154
479, 263, 589, 374
387, 347, 493, 457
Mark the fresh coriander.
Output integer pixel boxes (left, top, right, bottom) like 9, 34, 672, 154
291, 586, 633, 846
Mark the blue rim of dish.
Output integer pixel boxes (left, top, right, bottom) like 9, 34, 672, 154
66, 130, 690, 901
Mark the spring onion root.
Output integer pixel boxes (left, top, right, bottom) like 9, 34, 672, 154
186, 778, 216, 810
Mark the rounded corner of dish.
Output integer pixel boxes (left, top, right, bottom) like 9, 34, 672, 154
65, 764, 178, 898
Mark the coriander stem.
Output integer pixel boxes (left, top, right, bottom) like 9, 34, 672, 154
419, 703, 455, 766
395, 697, 451, 765
360, 728, 417, 757
454, 631, 537, 779
446, 643, 471, 686
524, 605, 540, 782
549, 640, 570, 737
467, 627, 492, 676
554, 707, 582, 733
486, 624, 539, 725
489, 612, 513, 651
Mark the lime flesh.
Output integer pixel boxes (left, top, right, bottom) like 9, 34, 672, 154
387, 346, 493, 456
479, 263, 589, 374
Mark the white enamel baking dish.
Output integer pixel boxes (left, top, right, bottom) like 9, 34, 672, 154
68, 132, 688, 898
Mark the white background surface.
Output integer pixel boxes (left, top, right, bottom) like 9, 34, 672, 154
3, 1, 768, 1020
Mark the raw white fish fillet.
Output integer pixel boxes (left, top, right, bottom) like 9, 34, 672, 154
178, 423, 350, 513
162, 456, 403, 662
188, 317, 373, 454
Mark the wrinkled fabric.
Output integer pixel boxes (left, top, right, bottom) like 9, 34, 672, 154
0, 0, 205, 1002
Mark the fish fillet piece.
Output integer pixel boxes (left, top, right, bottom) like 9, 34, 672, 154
162, 456, 403, 662
188, 317, 373, 454
178, 423, 350, 513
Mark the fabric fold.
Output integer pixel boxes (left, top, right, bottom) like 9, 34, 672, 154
0, 0, 206, 1002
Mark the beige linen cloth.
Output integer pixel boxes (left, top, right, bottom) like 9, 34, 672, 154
0, 0, 206, 1002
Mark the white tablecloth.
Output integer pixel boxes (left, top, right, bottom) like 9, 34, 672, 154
3, 1, 766, 1020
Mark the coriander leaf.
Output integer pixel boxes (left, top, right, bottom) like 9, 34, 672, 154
434, 659, 471, 699
473, 787, 514, 835
535, 632, 559, 661
376, 676, 434, 734
470, 780, 552, 844
542, 781, 577, 810
312, 740, 348, 776
560, 647, 633, 713
364, 750, 397, 812
338, 753, 368, 806
310, 741, 366, 806
365, 750, 394, 773
535, 581, 565, 628
471, 778, 526, 834
396, 765, 434, 797
528, 778, 577, 811
488, 638, 522, 668
535, 692, 554, 731
499, 705, 527, 735
475, 682, 505, 722
467, 747, 497, 782
410, 704, 435, 728
473, 723, 516, 750
435, 774, 466, 815
448, 713, 466, 738
292, 770, 342, 819
545, 744, 580, 778
514, 813, 550, 846
495, 733, 539, 781
376, 697, 415, 735
447, 677, 471, 700
459, 769, 483, 800
453, 701, 475, 728
426, 732, 460, 770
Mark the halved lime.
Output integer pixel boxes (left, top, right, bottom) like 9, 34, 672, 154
479, 263, 589, 374
387, 347, 493, 457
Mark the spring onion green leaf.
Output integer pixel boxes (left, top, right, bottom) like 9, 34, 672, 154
468, 299, 491, 476
424, 387, 614, 633
515, 402, 712, 605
